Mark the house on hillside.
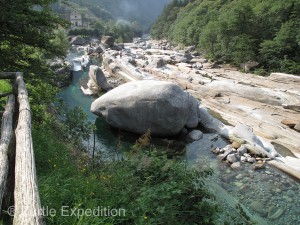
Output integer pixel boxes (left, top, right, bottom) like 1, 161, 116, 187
70, 11, 82, 27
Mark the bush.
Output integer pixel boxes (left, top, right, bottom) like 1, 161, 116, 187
32, 122, 220, 224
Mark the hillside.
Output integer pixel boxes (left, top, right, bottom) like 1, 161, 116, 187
151, 0, 300, 74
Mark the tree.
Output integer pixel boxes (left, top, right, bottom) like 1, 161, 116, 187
0, 0, 67, 71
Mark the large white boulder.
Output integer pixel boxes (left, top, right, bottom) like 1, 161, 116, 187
91, 80, 199, 136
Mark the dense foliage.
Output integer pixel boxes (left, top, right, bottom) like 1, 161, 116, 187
68, 19, 143, 43
152, 0, 300, 74
0, 0, 69, 122
30, 123, 221, 224
0, 0, 67, 70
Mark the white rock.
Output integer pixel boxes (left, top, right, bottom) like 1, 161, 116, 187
227, 154, 238, 163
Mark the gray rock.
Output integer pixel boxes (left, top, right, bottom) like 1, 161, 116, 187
95, 46, 104, 53
101, 36, 115, 47
188, 130, 203, 141
236, 174, 244, 180
70, 36, 87, 45
192, 62, 203, 70
267, 206, 285, 220
237, 145, 247, 155
227, 154, 238, 163
231, 162, 242, 170
88, 65, 112, 93
149, 58, 165, 68
91, 80, 199, 136
250, 201, 267, 216
240, 61, 259, 73
247, 157, 255, 163
294, 122, 300, 132
219, 147, 234, 160
87, 47, 94, 55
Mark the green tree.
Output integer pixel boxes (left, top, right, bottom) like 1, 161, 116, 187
0, 0, 67, 71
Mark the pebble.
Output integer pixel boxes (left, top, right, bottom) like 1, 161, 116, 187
253, 163, 266, 170
231, 142, 241, 149
231, 162, 242, 170
247, 157, 255, 163
243, 153, 251, 158
236, 174, 244, 180
241, 156, 246, 162
237, 145, 247, 154
268, 206, 285, 220
227, 154, 238, 163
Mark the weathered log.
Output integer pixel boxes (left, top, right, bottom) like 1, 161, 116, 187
0, 95, 15, 211
13, 73, 44, 225
0, 92, 13, 98
0, 72, 16, 79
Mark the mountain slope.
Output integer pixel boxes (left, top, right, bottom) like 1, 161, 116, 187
69, 0, 172, 29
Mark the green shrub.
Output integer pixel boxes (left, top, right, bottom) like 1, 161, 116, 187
33, 123, 220, 225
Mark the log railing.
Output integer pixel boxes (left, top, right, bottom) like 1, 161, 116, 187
0, 72, 44, 224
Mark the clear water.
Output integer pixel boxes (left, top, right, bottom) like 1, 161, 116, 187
58, 49, 300, 225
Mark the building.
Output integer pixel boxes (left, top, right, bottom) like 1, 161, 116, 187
70, 11, 82, 27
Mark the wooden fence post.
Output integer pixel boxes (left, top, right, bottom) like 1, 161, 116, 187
13, 72, 44, 225
0, 94, 15, 211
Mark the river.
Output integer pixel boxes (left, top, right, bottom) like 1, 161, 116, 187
58, 47, 300, 225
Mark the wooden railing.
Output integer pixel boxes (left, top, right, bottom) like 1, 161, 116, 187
0, 72, 44, 224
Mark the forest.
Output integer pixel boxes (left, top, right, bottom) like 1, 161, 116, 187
152, 0, 300, 74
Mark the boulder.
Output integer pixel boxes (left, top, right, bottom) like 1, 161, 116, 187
148, 58, 165, 68
240, 61, 259, 72
88, 65, 112, 93
101, 36, 115, 47
91, 80, 199, 136
95, 46, 104, 54
70, 36, 87, 46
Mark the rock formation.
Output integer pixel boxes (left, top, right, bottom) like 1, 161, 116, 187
91, 80, 199, 136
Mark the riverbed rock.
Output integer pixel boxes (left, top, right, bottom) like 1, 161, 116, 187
281, 119, 297, 128
294, 122, 300, 132
188, 130, 203, 141
227, 154, 238, 163
237, 145, 247, 155
91, 80, 199, 136
230, 124, 275, 158
101, 36, 115, 47
218, 146, 234, 160
231, 162, 242, 170
148, 58, 165, 68
267, 206, 285, 220
250, 201, 267, 216
231, 142, 241, 149
88, 65, 112, 93
70, 36, 87, 45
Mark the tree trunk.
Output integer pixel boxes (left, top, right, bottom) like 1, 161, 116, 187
0, 94, 15, 211
13, 73, 44, 225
